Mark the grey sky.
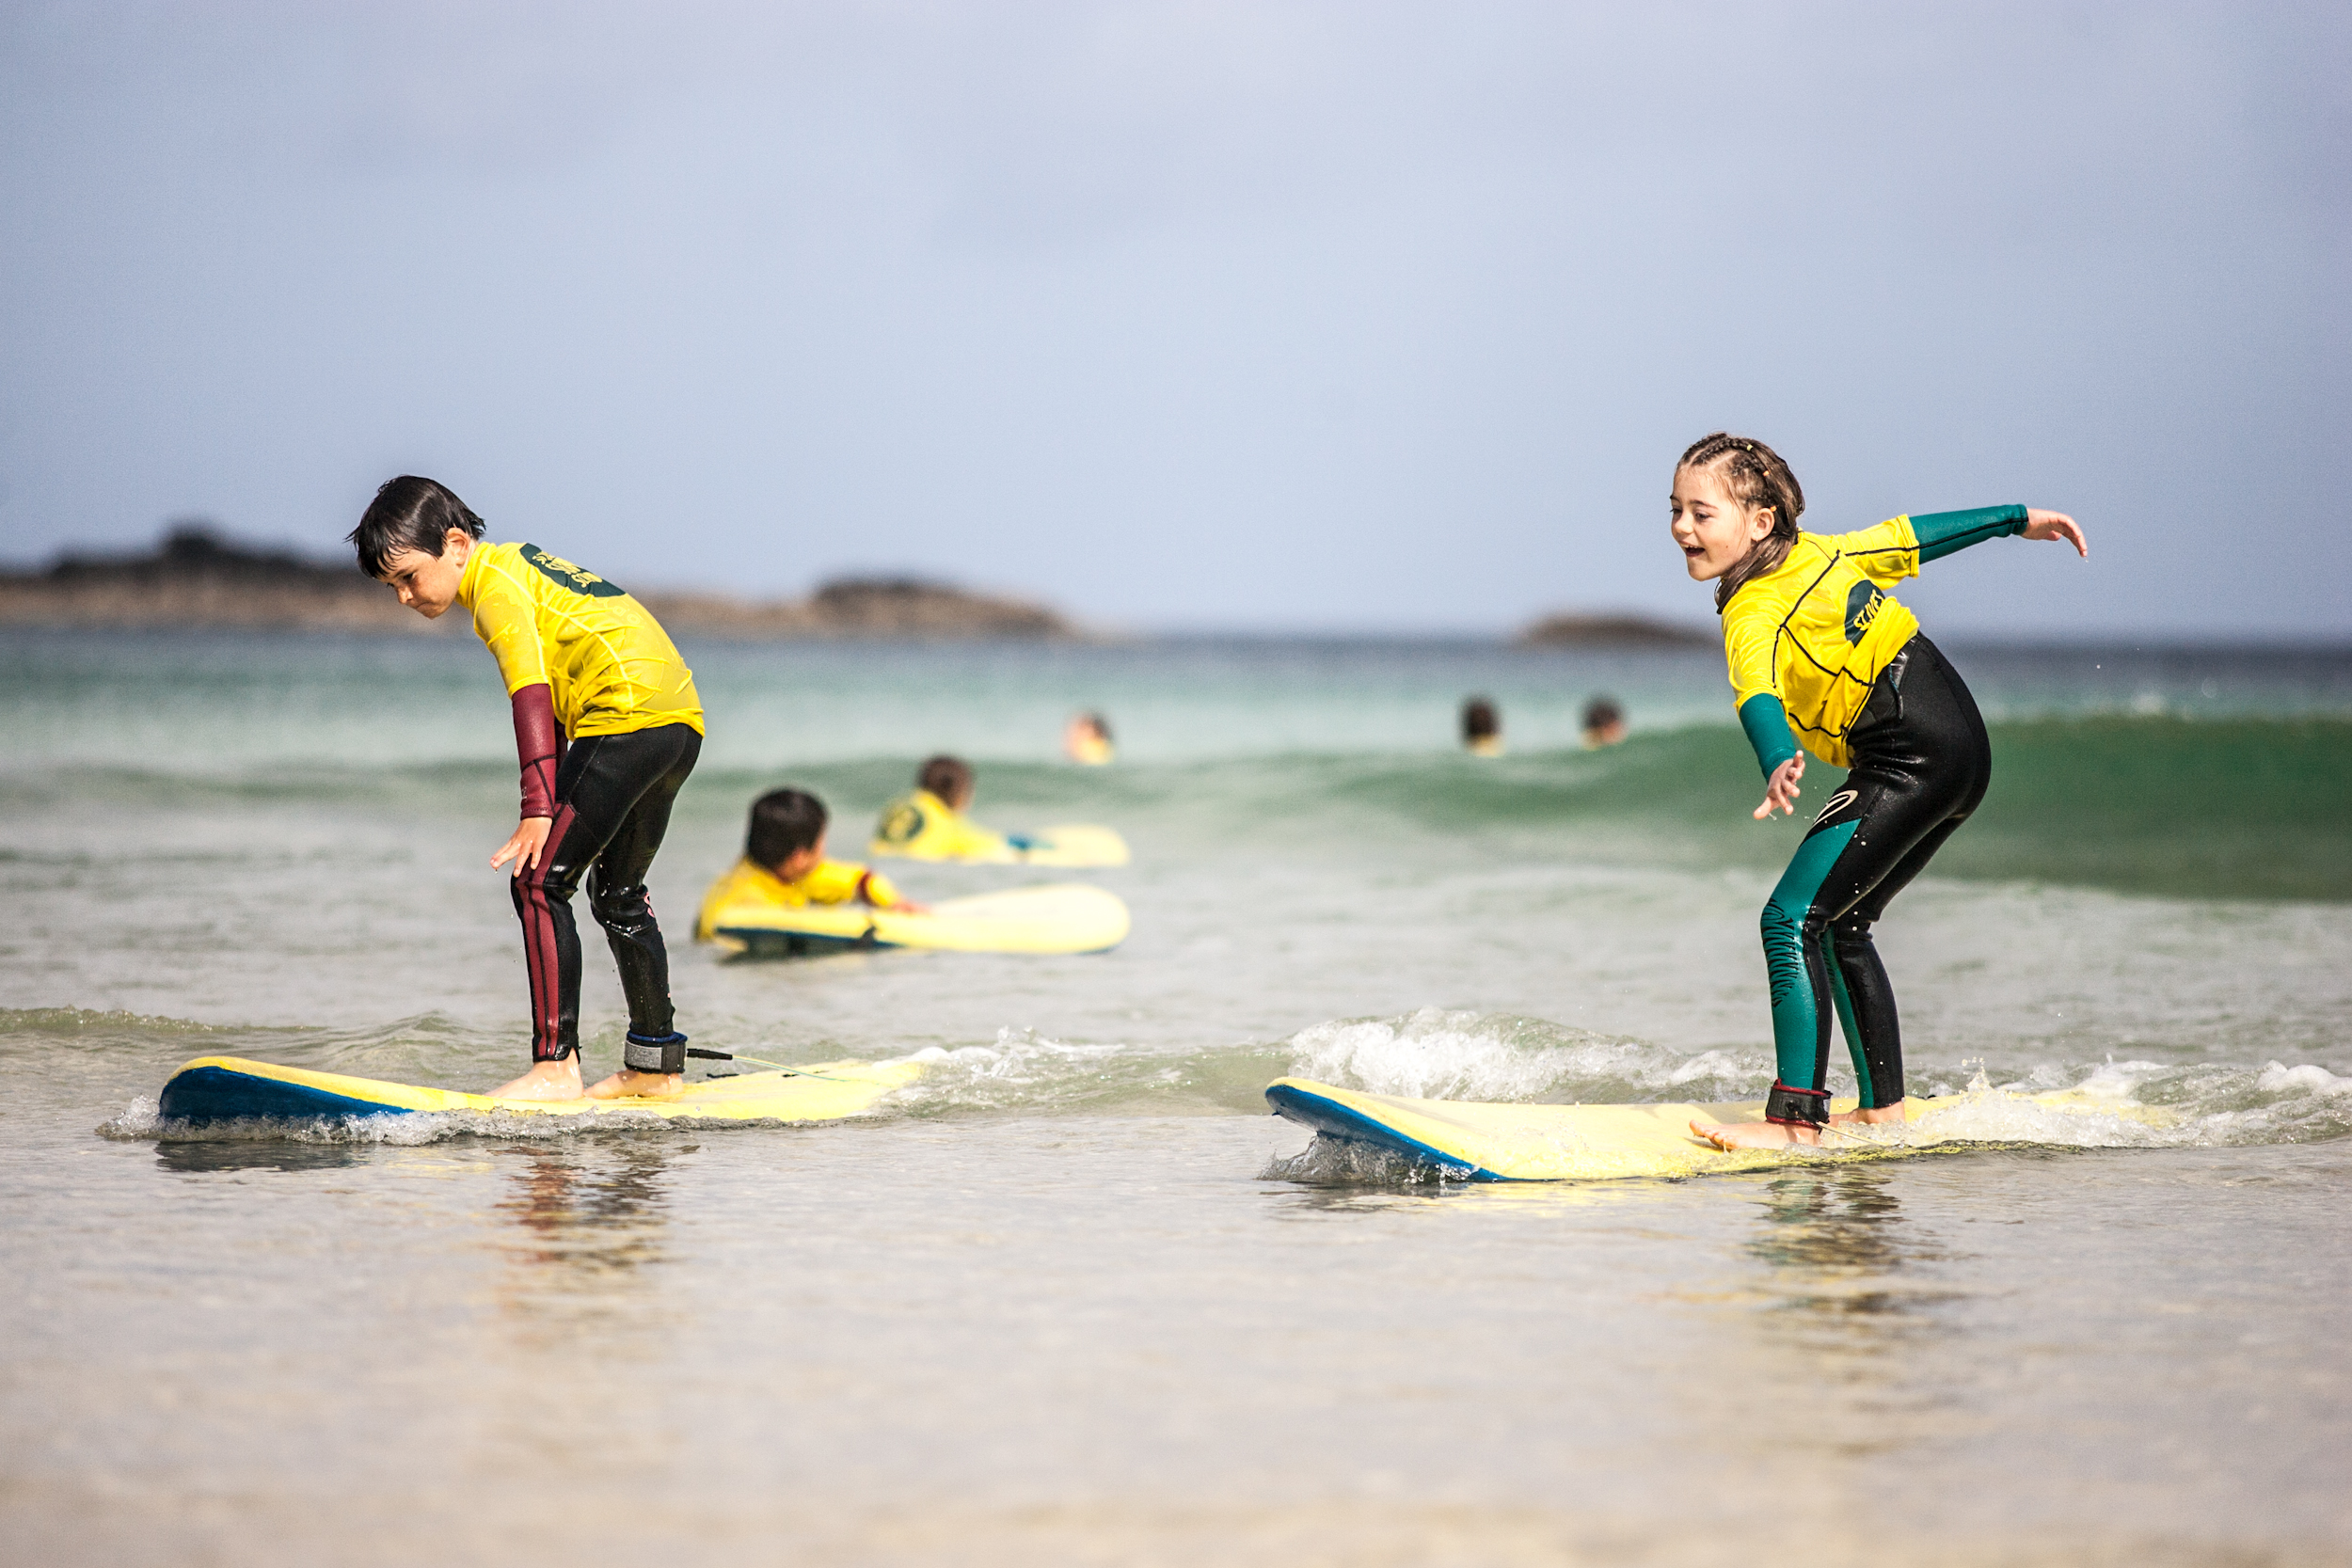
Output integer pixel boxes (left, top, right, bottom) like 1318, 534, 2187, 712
1, 2, 2344, 636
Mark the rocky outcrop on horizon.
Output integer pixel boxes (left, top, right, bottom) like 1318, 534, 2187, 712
0, 525, 1083, 641
1515, 611, 1713, 648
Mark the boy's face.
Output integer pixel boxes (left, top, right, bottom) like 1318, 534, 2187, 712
375, 528, 474, 618
774, 833, 825, 880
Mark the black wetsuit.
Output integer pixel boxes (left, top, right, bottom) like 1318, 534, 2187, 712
511, 724, 701, 1069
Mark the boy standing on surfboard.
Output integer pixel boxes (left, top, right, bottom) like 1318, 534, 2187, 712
352, 476, 703, 1101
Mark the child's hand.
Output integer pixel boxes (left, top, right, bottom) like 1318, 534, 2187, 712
1754, 755, 1804, 820
492, 816, 554, 876
2022, 509, 2088, 557
890, 899, 932, 915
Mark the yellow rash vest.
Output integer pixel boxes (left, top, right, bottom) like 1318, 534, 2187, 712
695, 858, 904, 942
458, 542, 704, 738
870, 790, 1008, 861
1723, 506, 2026, 771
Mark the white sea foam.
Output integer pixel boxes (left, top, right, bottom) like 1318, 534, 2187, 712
1286, 1008, 1764, 1104
2255, 1060, 2352, 1098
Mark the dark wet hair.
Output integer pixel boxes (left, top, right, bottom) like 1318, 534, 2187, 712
1676, 433, 1804, 613
348, 476, 485, 579
1076, 711, 1112, 741
746, 788, 828, 867
1461, 696, 1500, 742
918, 755, 973, 805
1582, 696, 1624, 733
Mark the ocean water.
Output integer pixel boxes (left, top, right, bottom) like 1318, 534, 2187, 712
5, 629, 2350, 1566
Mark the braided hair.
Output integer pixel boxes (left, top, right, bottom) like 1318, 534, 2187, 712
1677, 433, 1804, 613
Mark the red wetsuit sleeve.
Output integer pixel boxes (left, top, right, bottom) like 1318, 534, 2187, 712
511, 683, 562, 817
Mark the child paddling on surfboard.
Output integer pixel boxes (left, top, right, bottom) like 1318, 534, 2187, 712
352, 477, 704, 1103
871, 755, 1010, 861
697, 787, 928, 943
1669, 435, 2088, 1150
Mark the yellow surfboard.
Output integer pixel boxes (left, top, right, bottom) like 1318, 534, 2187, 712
1264, 1076, 2180, 1182
867, 823, 1131, 868
709, 881, 1129, 958
158, 1054, 924, 1128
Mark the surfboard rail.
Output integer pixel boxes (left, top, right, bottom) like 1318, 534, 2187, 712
157, 1055, 924, 1128
1264, 1076, 2181, 1182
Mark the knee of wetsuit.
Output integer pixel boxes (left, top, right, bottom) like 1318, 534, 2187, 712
623, 1030, 687, 1074
1829, 910, 1876, 947
1759, 896, 1804, 953
590, 881, 655, 931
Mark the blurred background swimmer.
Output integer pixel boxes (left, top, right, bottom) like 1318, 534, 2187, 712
1461, 695, 1502, 756
1064, 711, 1115, 765
870, 754, 1132, 866
872, 755, 1006, 860
697, 786, 925, 942
1581, 696, 1628, 748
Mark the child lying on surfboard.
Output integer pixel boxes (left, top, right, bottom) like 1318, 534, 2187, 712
352, 477, 702, 1103
1666, 434, 2087, 1150
697, 787, 926, 942
869, 755, 1012, 861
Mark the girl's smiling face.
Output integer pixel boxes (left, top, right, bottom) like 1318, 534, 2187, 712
1669, 461, 1776, 582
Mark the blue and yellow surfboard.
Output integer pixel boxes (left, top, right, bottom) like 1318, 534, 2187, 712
1264, 1077, 2178, 1181
158, 1055, 923, 1127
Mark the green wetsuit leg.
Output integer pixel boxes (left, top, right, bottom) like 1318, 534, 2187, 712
1759, 820, 1859, 1122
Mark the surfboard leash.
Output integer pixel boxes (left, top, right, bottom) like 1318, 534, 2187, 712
684, 1048, 848, 1083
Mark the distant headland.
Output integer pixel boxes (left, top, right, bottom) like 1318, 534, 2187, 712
1514, 611, 1713, 648
0, 525, 1082, 641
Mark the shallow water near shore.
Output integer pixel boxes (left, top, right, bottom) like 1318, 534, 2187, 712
5, 631, 2350, 1564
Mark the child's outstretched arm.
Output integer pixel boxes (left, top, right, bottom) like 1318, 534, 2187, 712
1910, 505, 2087, 562
489, 683, 560, 875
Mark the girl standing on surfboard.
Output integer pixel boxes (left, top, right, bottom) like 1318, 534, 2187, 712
352, 476, 704, 1104
1670, 435, 2087, 1149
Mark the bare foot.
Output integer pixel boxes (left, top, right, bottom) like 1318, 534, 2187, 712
585, 1069, 683, 1101
488, 1059, 585, 1101
1829, 1101, 1909, 1128
1690, 1118, 1820, 1150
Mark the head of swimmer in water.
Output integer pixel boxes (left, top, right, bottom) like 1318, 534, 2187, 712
349, 476, 485, 619
918, 754, 976, 812
1669, 434, 1804, 612
747, 787, 828, 879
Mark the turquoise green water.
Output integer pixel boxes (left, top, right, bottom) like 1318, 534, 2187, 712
4, 631, 2349, 1564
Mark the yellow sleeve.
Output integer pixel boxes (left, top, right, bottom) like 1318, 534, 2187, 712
1836, 517, 1921, 589
799, 861, 871, 904
469, 558, 549, 696
861, 868, 903, 907
1722, 597, 1782, 710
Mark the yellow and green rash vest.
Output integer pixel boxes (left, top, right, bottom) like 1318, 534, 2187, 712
870, 789, 1008, 861
457, 542, 704, 738
1725, 506, 2026, 771
695, 857, 904, 942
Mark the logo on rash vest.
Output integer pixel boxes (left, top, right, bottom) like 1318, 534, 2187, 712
1844, 581, 1884, 645
519, 545, 628, 598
